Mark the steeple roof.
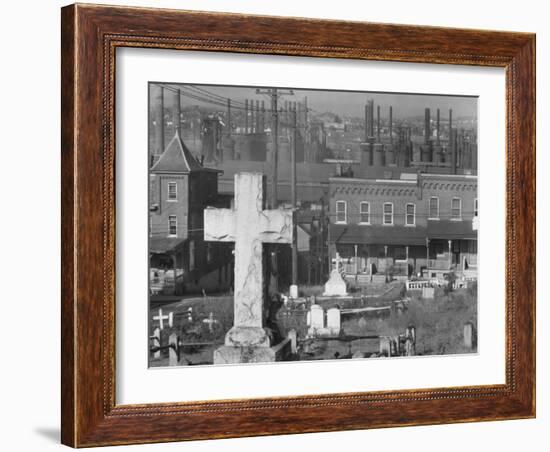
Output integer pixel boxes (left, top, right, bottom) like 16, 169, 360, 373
151, 131, 206, 173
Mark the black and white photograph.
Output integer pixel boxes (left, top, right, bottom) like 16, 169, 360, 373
147, 83, 479, 367
148, 83, 479, 367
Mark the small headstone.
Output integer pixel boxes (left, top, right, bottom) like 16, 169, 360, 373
464, 322, 475, 350
289, 285, 299, 299
323, 269, 348, 296
390, 336, 399, 356
352, 351, 366, 359
422, 287, 435, 299
152, 327, 161, 359
168, 333, 179, 366
379, 336, 392, 357
327, 307, 341, 336
287, 329, 297, 354
310, 304, 324, 329
153, 308, 173, 330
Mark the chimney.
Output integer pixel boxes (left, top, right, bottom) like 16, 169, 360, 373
377, 105, 381, 142
245, 99, 249, 133
389, 106, 393, 144
154, 85, 165, 155
424, 108, 431, 144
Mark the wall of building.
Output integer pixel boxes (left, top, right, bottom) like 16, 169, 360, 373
150, 173, 189, 239
329, 178, 420, 227
421, 175, 478, 222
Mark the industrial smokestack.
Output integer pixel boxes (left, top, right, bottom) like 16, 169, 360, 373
245, 99, 249, 134
389, 106, 393, 144
174, 88, 181, 135
364, 104, 369, 141
260, 100, 265, 132
424, 108, 431, 144
369, 99, 374, 137
451, 128, 458, 174
436, 108, 440, 144
154, 85, 165, 155
255, 99, 260, 134
174, 89, 181, 135
377, 105, 381, 142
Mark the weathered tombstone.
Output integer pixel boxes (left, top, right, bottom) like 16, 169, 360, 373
289, 284, 299, 299
390, 336, 399, 356
326, 307, 341, 336
308, 304, 325, 336
323, 269, 348, 296
379, 336, 392, 357
464, 322, 475, 350
287, 329, 297, 354
202, 312, 218, 333
168, 333, 179, 366
152, 327, 161, 359
422, 287, 435, 299
204, 173, 293, 364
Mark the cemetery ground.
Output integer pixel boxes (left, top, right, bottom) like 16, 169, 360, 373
149, 282, 478, 367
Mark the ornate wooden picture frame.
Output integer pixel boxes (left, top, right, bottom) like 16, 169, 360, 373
61, 3, 535, 447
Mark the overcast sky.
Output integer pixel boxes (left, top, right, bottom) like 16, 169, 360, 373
150, 83, 477, 119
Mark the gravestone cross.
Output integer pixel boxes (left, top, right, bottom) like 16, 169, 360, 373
204, 173, 293, 348
153, 308, 173, 330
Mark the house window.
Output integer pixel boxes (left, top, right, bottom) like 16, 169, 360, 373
383, 202, 394, 225
406, 203, 416, 226
167, 182, 177, 201
336, 201, 347, 223
429, 197, 439, 219
168, 215, 177, 236
452, 197, 462, 220
474, 198, 478, 217
359, 202, 370, 224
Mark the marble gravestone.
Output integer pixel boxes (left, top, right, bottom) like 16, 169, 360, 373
326, 307, 341, 336
204, 173, 293, 364
323, 269, 348, 296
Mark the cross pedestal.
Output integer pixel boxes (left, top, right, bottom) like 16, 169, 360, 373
204, 173, 293, 364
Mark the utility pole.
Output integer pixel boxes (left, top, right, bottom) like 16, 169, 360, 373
255, 87, 293, 296
255, 87, 294, 208
319, 197, 325, 283
291, 104, 298, 286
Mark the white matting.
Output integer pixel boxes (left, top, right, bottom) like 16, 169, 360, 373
116, 48, 505, 405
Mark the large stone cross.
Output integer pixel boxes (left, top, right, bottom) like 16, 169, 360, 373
204, 173, 292, 348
